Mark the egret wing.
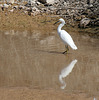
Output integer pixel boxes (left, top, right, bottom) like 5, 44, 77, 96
60, 30, 77, 50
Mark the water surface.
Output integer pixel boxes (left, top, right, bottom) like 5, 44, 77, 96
0, 29, 99, 96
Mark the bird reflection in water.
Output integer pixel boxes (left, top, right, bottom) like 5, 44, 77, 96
59, 59, 77, 89
94, 97, 96, 100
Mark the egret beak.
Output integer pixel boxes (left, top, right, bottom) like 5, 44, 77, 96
54, 21, 60, 25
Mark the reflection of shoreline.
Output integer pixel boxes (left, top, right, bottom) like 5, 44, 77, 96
59, 59, 78, 89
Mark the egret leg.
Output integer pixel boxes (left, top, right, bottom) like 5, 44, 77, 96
62, 45, 69, 54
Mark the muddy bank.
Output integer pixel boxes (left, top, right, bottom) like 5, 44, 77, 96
0, 11, 55, 31
78, 27, 99, 38
0, 87, 98, 100
0, 10, 78, 33
1, 0, 99, 24
0, 4, 99, 38
0, 10, 99, 38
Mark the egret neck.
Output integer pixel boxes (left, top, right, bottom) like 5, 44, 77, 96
57, 22, 65, 34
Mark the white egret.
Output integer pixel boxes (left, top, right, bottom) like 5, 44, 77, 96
54, 18, 77, 54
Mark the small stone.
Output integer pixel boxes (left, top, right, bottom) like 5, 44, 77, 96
79, 18, 90, 28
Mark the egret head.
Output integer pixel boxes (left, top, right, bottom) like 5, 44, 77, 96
54, 18, 66, 25
59, 18, 65, 23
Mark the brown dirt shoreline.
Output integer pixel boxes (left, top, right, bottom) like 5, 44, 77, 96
0, 11, 59, 31
0, 10, 98, 38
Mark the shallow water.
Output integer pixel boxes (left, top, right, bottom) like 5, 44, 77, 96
0, 29, 99, 96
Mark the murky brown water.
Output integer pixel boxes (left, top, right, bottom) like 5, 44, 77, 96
0, 29, 99, 97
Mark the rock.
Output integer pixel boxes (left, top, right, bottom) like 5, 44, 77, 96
9, 9, 14, 12
1, 3, 10, 11
36, 1, 41, 5
8, 0, 14, 4
32, 6, 38, 11
79, 18, 90, 28
38, 0, 55, 4
19, 5, 26, 10
3, 4, 10, 9
0, 4, 3, 7
12, 5, 18, 9
48, 7, 56, 11
28, 0, 36, 5
90, 18, 99, 26
24, 11, 28, 14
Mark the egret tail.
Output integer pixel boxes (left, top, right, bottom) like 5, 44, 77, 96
71, 44, 77, 50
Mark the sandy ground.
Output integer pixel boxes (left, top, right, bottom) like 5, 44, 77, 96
0, 87, 98, 100
0, 10, 59, 31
